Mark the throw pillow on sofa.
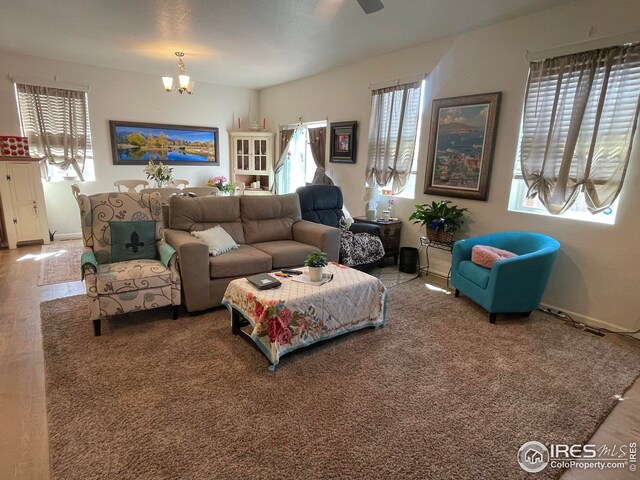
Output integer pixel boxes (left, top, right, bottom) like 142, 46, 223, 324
192, 225, 239, 256
471, 245, 517, 269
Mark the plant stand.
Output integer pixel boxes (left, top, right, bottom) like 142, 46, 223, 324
418, 235, 454, 288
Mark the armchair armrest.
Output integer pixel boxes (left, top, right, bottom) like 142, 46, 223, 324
293, 220, 340, 262
81, 248, 97, 280
158, 240, 177, 268
164, 228, 210, 312
350, 223, 380, 236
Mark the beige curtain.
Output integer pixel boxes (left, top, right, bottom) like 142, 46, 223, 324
272, 128, 295, 194
16, 84, 89, 181
308, 127, 333, 185
365, 81, 422, 194
520, 43, 640, 214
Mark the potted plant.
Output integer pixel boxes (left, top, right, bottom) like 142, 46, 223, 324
305, 250, 328, 282
409, 200, 468, 243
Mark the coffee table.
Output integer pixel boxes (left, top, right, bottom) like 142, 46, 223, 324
222, 262, 387, 370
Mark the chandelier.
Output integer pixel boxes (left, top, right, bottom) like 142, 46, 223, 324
162, 52, 194, 94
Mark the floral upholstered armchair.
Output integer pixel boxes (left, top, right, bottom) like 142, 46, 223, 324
72, 186, 181, 336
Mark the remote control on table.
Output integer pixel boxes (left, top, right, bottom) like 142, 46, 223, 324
280, 269, 303, 275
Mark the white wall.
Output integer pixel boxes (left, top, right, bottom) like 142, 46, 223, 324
260, 0, 640, 332
0, 51, 258, 237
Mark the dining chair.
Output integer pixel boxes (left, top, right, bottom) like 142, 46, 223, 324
114, 179, 149, 192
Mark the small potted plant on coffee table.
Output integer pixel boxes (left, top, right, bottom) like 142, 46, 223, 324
305, 250, 328, 282
409, 200, 468, 243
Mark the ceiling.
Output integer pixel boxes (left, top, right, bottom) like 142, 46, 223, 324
0, 0, 574, 90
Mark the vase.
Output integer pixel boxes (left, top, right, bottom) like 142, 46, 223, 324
308, 266, 324, 282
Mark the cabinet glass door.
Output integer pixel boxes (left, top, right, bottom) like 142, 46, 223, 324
236, 139, 250, 171
254, 139, 268, 172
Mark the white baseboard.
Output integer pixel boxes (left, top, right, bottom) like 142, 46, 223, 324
53, 232, 82, 241
539, 302, 640, 340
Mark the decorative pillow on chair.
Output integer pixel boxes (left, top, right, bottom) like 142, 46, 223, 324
110, 220, 157, 263
471, 245, 517, 269
191, 225, 239, 256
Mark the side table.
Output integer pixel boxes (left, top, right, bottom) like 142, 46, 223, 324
353, 217, 402, 265
418, 236, 454, 286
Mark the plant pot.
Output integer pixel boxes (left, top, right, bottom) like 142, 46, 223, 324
308, 266, 324, 282
426, 228, 454, 243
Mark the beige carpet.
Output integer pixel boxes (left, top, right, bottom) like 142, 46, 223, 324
37, 239, 84, 286
40, 279, 640, 480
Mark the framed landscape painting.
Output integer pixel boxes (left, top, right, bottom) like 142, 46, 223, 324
109, 121, 219, 166
330, 121, 357, 164
424, 92, 501, 200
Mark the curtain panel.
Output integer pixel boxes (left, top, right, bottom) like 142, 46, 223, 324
308, 127, 333, 185
272, 128, 295, 194
519, 43, 640, 214
16, 84, 90, 181
365, 81, 422, 195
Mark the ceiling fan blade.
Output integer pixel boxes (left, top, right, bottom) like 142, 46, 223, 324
356, 0, 384, 14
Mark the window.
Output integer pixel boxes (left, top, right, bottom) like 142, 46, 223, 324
15, 83, 94, 182
365, 78, 424, 195
508, 43, 640, 223
276, 121, 327, 194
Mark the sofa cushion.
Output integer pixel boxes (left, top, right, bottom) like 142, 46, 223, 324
240, 194, 301, 244
169, 195, 245, 244
209, 245, 272, 279
191, 226, 239, 256
96, 259, 171, 293
252, 240, 318, 269
457, 260, 491, 290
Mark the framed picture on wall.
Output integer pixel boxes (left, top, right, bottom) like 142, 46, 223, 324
424, 92, 501, 200
329, 121, 357, 164
109, 121, 220, 166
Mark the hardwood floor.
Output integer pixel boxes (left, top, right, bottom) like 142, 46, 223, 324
0, 243, 638, 479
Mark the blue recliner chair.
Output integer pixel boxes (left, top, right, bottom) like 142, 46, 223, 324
450, 231, 560, 324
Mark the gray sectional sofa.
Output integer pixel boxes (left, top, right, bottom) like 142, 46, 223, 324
164, 193, 340, 313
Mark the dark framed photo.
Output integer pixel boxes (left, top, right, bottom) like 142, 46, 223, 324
109, 121, 219, 166
330, 121, 357, 164
424, 92, 501, 201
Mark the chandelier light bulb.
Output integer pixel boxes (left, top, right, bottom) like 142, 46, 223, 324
178, 74, 190, 90
163, 52, 194, 94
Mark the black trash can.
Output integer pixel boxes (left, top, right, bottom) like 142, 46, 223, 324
399, 247, 418, 274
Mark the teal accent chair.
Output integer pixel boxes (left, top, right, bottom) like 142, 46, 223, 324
451, 231, 560, 324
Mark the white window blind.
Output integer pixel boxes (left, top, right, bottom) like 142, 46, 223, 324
16, 84, 93, 182
514, 43, 640, 214
366, 80, 423, 195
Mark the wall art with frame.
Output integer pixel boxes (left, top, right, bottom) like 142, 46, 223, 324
424, 92, 501, 200
329, 121, 357, 164
110, 121, 219, 166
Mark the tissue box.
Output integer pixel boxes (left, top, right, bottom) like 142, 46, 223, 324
1, 136, 30, 157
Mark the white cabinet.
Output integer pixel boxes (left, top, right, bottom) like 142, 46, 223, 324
229, 132, 274, 193
0, 158, 50, 248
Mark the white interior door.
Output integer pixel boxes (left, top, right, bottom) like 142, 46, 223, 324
7, 163, 40, 242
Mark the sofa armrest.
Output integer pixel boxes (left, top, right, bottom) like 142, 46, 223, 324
292, 220, 340, 262
164, 228, 210, 312
349, 223, 380, 236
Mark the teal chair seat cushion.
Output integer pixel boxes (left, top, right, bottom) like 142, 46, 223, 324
110, 220, 157, 263
458, 260, 491, 289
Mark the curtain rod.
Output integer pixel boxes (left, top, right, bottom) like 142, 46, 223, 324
526, 29, 640, 62
369, 73, 426, 91
8, 74, 90, 92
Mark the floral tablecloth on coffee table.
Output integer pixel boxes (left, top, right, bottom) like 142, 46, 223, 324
222, 263, 387, 369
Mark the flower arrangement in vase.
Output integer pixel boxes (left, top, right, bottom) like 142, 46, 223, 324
143, 160, 173, 187
207, 176, 235, 194
409, 200, 468, 243
305, 250, 328, 282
